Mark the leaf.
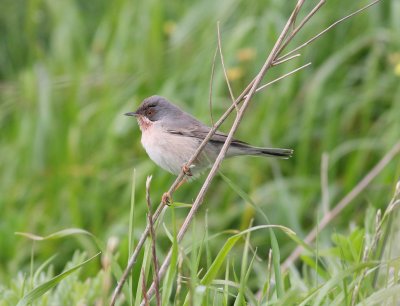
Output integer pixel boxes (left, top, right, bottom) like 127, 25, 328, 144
270, 229, 284, 297
16, 228, 105, 257
200, 225, 294, 286
33, 254, 58, 283
15, 228, 96, 242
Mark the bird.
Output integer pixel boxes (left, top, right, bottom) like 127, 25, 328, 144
125, 95, 293, 204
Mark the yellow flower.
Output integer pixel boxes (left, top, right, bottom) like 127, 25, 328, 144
236, 48, 256, 62
227, 67, 244, 81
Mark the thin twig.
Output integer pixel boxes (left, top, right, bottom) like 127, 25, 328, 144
282, 142, 400, 271
244, 62, 312, 100
145, 176, 160, 306
111, 174, 187, 304
271, 53, 301, 66
110, 200, 167, 305
274, 0, 327, 61
217, 21, 237, 110
276, 0, 382, 63
141, 1, 307, 303
141, 269, 149, 306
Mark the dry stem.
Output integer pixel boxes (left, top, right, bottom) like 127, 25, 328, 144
141, 269, 149, 306
276, 0, 382, 63
217, 22, 236, 105
145, 176, 160, 306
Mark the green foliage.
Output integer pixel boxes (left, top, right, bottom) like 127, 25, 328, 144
1, 0, 400, 304
16, 252, 100, 306
0, 252, 102, 306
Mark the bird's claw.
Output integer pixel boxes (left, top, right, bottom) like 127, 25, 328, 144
162, 192, 172, 206
182, 164, 193, 177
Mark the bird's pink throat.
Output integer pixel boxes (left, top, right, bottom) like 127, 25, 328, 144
136, 115, 152, 131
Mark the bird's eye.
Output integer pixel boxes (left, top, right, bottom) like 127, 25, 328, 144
145, 109, 154, 116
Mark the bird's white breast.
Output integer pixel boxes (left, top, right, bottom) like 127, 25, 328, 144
140, 122, 202, 175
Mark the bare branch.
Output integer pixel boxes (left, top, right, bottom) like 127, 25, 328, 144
145, 176, 160, 306
244, 62, 312, 100
141, 269, 149, 306
276, 0, 382, 63
217, 22, 237, 111
271, 53, 301, 66
275, 0, 327, 60
110, 199, 167, 305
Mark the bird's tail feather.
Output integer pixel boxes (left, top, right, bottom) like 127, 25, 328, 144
256, 147, 293, 158
229, 142, 293, 159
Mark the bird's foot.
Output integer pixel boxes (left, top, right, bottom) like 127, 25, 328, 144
162, 192, 172, 206
182, 164, 193, 177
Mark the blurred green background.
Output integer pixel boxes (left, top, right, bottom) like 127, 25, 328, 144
0, 0, 399, 292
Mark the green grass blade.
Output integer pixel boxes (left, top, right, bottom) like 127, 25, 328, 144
15, 228, 105, 251
224, 256, 230, 306
201, 235, 241, 286
270, 229, 284, 298
15, 228, 96, 241
200, 225, 294, 286
33, 254, 58, 283
234, 222, 252, 306
16, 252, 100, 306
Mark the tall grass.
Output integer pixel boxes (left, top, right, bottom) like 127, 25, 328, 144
0, 0, 399, 304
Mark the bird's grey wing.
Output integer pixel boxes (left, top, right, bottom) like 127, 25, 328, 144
164, 115, 248, 146
163, 114, 292, 158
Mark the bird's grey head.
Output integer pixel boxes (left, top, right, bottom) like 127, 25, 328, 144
125, 95, 182, 122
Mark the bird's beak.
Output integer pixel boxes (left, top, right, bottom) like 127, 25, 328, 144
124, 111, 138, 117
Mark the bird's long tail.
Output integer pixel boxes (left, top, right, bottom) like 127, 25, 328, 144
229, 142, 293, 159
256, 147, 293, 158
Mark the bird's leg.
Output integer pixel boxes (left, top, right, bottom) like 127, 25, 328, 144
162, 178, 187, 206
182, 164, 193, 177
162, 192, 172, 206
